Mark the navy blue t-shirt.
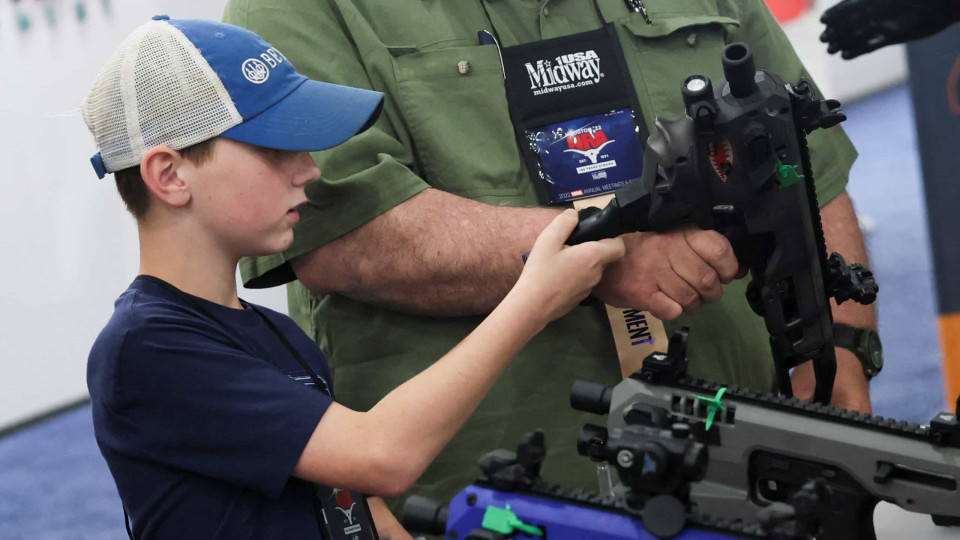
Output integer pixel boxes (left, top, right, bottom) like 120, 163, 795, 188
88, 277, 337, 539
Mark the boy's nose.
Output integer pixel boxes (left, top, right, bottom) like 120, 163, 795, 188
293, 152, 321, 187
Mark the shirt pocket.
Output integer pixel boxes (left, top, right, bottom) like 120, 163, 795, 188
617, 11, 741, 121
390, 44, 529, 200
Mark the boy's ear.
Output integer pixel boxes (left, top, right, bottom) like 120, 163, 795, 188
140, 146, 191, 208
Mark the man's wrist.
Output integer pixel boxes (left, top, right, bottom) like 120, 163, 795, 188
833, 323, 883, 379
833, 347, 872, 412
834, 347, 868, 376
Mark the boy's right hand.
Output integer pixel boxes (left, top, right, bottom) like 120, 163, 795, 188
514, 209, 625, 323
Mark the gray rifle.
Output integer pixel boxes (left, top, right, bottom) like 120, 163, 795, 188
572, 329, 960, 540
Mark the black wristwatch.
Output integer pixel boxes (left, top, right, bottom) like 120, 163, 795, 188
832, 323, 883, 379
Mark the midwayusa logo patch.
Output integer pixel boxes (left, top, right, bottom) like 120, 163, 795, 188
525, 50, 603, 96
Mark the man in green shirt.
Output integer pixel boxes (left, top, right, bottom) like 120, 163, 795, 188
224, 0, 875, 513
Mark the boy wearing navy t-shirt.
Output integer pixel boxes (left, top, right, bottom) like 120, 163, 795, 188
82, 16, 624, 540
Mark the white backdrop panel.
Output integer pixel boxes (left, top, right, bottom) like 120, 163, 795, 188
0, 0, 288, 431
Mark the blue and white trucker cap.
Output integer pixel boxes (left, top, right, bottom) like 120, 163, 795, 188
81, 15, 384, 179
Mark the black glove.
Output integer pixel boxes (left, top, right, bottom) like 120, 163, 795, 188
820, 0, 960, 59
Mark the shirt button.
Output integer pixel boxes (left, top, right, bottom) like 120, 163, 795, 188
687, 33, 698, 47
543, 7, 551, 17
457, 60, 471, 75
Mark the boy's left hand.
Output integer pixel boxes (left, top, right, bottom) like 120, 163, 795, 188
368, 497, 415, 540
516, 209, 626, 323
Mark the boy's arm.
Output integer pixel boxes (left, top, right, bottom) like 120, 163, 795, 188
291, 211, 625, 496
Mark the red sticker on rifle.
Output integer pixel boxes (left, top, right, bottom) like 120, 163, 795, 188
708, 140, 735, 182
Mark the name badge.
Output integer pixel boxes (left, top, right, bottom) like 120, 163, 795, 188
316, 486, 378, 540
498, 24, 649, 206
526, 108, 644, 203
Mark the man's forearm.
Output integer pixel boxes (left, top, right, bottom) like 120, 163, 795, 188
291, 188, 559, 316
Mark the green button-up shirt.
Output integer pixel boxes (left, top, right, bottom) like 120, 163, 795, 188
224, 0, 856, 509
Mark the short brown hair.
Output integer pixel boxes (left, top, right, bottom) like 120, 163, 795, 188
114, 138, 218, 220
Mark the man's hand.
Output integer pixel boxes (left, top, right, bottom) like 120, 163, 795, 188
820, 0, 960, 60
790, 348, 872, 413
592, 227, 740, 320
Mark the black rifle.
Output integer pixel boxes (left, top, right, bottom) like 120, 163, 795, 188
567, 42, 877, 403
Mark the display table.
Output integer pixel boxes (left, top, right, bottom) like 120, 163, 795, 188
875, 502, 959, 539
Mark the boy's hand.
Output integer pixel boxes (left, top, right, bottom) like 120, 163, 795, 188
592, 228, 740, 320
368, 497, 415, 540
516, 210, 626, 323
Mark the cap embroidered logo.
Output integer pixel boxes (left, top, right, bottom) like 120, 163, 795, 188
242, 58, 270, 84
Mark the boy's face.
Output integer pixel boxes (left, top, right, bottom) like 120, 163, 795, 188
182, 138, 320, 258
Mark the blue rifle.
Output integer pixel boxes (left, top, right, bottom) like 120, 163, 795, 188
403, 423, 767, 540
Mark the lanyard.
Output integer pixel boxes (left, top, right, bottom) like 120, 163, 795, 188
134, 274, 331, 395
472, 2, 669, 369
475, 0, 608, 46
475, 0, 652, 45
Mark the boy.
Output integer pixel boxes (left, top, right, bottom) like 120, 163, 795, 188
83, 16, 624, 540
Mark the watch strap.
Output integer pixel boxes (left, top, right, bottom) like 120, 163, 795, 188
832, 323, 882, 379
832, 323, 861, 349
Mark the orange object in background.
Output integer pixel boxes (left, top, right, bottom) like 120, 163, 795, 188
941, 313, 960, 411
765, 0, 813, 23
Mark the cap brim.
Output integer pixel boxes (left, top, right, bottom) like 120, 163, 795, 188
220, 79, 384, 152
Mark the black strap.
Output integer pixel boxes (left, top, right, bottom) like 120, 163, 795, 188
475, 0, 502, 45
476, 0, 608, 45
134, 275, 330, 394
591, 0, 607, 24
247, 303, 331, 394
123, 507, 134, 540
832, 322, 860, 349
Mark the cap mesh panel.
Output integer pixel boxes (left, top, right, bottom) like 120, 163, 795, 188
81, 20, 242, 174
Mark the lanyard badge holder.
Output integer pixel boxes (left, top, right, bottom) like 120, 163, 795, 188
486, 17, 668, 376
500, 24, 646, 207
315, 486, 379, 540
